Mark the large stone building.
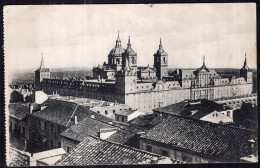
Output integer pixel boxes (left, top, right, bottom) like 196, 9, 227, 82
35, 32, 253, 112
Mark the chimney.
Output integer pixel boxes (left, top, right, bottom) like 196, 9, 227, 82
248, 139, 256, 156
74, 116, 78, 124
29, 104, 33, 114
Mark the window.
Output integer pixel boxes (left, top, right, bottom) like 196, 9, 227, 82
161, 149, 169, 157
97, 111, 100, 114
113, 110, 115, 114
58, 142, 61, 148
122, 117, 125, 122
22, 127, 25, 136
216, 113, 218, 117
105, 110, 108, 115
57, 127, 61, 133
67, 146, 71, 153
213, 114, 215, 117
227, 111, 230, 117
117, 116, 119, 121
146, 145, 152, 152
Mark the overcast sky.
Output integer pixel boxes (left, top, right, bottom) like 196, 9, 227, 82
4, 3, 256, 72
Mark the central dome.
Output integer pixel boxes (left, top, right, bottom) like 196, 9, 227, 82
110, 46, 125, 56
109, 31, 125, 57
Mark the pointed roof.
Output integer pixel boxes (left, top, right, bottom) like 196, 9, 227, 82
124, 35, 136, 55
109, 31, 125, 56
242, 52, 250, 70
155, 38, 167, 55
197, 56, 210, 72
36, 53, 50, 72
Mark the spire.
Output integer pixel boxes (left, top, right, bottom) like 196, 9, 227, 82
244, 52, 247, 65
115, 30, 121, 47
203, 55, 205, 66
243, 52, 249, 70
159, 38, 163, 49
40, 51, 45, 69
117, 30, 120, 40
127, 35, 131, 48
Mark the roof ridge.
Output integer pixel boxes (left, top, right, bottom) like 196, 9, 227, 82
87, 134, 165, 158
65, 104, 79, 127
163, 114, 257, 133
83, 116, 137, 134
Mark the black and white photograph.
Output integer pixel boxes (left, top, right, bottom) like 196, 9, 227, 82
4, 3, 258, 166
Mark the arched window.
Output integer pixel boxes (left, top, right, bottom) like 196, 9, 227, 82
148, 70, 151, 76
116, 58, 120, 64
132, 57, 135, 64
163, 57, 166, 63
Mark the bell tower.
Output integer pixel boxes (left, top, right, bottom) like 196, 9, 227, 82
35, 53, 50, 85
240, 53, 252, 83
154, 38, 168, 79
122, 36, 137, 71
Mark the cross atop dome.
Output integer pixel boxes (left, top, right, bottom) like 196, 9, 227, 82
159, 38, 163, 49
197, 55, 209, 72
127, 35, 131, 48
115, 30, 121, 47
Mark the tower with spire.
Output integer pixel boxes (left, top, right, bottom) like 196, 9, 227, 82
35, 52, 50, 85
107, 31, 125, 71
122, 35, 137, 71
153, 38, 168, 79
240, 53, 252, 83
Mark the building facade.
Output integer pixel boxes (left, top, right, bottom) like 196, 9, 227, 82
35, 33, 253, 112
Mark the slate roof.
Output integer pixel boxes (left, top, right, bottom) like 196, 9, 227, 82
9, 103, 39, 120
60, 117, 137, 147
30, 99, 111, 127
140, 115, 257, 162
55, 136, 171, 165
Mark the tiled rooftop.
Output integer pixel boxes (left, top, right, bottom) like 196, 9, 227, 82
140, 115, 257, 162
128, 114, 155, 128
9, 103, 39, 120
55, 136, 174, 165
60, 117, 137, 146
30, 99, 111, 127
153, 100, 189, 115
154, 99, 232, 120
